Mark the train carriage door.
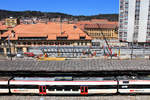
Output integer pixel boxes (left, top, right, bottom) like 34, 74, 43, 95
84, 86, 88, 95
80, 86, 88, 95
39, 86, 47, 95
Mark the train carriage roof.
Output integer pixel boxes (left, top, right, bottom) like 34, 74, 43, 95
13, 77, 115, 81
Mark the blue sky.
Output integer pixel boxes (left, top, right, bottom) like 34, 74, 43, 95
0, 0, 119, 16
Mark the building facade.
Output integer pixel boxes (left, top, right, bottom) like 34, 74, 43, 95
0, 25, 8, 53
84, 24, 118, 40
5, 17, 20, 28
76, 19, 118, 41
119, 0, 150, 44
0, 23, 91, 55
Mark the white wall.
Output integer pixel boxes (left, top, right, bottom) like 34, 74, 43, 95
127, 0, 136, 42
138, 0, 149, 42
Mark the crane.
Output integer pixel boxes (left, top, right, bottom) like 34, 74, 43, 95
97, 24, 114, 59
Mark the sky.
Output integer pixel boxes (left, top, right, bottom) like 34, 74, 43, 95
0, 0, 119, 16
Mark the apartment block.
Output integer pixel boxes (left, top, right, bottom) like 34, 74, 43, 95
119, 0, 150, 45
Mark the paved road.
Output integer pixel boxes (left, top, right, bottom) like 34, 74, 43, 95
1, 96, 150, 100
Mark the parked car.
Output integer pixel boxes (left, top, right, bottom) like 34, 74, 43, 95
16, 53, 24, 58
24, 52, 35, 57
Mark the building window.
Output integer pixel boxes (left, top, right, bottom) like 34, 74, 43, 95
66, 42, 70, 45
27, 42, 31, 45
23, 42, 26, 45
78, 43, 80, 45
49, 42, 54, 45
34, 42, 36, 45
38, 42, 42, 45
85, 42, 87, 45
18, 42, 20, 45
55, 42, 59, 45
60, 42, 64, 45
44, 42, 47, 45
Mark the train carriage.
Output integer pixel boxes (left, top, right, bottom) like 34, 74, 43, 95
0, 77, 11, 94
2, 76, 150, 95
118, 76, 150, 94
9, 77, 118, 95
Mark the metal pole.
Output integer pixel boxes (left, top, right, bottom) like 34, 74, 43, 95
8, 35, 12, 61
131, 42, 133, 60
143, 43, 145, 55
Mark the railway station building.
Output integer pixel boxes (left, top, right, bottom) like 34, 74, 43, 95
0, 22, 91, 55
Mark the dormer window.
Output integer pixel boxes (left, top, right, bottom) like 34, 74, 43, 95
80, 37, 85, 40
57, 37, 68, 40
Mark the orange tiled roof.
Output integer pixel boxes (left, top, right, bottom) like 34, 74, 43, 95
84, 24, 117, 29
76, 20, 118, 30
91, 19, 109, 23
75, 21, 93, 30
76, 21, 92, 24
0, 25, 8, 30
107, 22, 118, 27
91, 19, 118, 26
1, 23, 91, 40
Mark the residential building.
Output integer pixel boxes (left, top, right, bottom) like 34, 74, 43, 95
84, 24, 118, 40
0, 23, 91, 54
119, 0, 150, 45
5, 17, 20, 27
0, 24, 8, 53
76, 19, 118, 40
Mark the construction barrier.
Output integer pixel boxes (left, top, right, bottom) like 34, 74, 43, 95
37, 57, 66, 61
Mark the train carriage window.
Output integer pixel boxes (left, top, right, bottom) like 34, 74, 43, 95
64, 89, 70, 91
72, 86, 79, 91
65, 87, 70, 91
72, 89, 79, 91
123, 80, 129, 84
48, 86, 55, 91
56, 86, 63, 91
56, 88, 63, 91
48, 88, 55, 91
